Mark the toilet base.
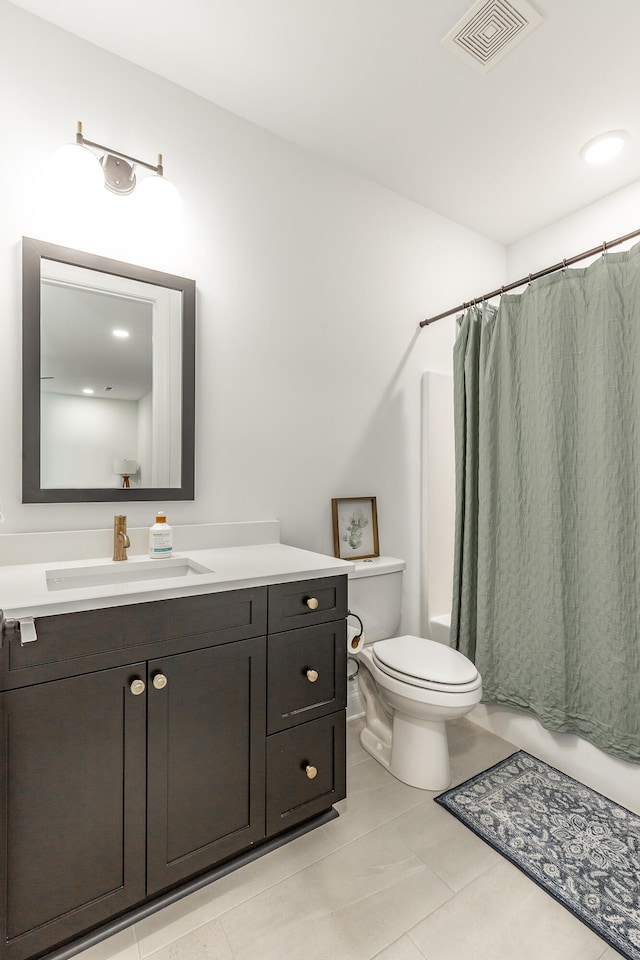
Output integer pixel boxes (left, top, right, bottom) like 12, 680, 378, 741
360, 712, 451, 791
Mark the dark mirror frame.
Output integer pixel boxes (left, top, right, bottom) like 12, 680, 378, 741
22, 236, 196, 503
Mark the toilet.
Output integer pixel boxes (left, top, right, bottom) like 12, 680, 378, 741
348, 557, 482, 790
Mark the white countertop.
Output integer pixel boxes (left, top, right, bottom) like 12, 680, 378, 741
0, 543, 354, 619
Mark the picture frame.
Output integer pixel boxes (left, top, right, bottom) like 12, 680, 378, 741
331, 496, 379, 561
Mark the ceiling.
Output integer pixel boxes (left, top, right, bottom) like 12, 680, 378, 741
8, 0, 640, 244
41, 282, 152, 400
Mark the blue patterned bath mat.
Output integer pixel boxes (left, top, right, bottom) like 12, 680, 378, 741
435, 751, 640, 959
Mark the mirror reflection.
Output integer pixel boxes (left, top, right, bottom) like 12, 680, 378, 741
22, 238, 195, 503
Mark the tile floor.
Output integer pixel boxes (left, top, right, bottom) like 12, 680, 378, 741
74, 718, 623, 960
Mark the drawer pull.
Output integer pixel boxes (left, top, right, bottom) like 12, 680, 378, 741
306, 669, 319, 683
306, 597, 319, 610
130, 679, 146, 696
152, 673, 168, 690
305, 764, 318, 780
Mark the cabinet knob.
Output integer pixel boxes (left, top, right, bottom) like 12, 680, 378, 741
130, 678, 146, 696
152, 673, 168, 690
305, 764, 318, 780
306, 597, 319, 610
306, 669, 319, 683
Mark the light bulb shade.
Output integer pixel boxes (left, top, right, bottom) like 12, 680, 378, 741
49, 142, 104, 195
113, 459, 138, 476
136, 173, 182, 218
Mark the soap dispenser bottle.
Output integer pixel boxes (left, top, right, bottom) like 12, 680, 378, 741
149, 511, 173, 558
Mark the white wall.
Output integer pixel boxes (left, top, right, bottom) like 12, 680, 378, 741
0, 1, 505, 637
41, 393, 138, 488
507, 180, 640, 278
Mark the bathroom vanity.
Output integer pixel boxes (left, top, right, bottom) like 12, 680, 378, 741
0, 542, 349, 960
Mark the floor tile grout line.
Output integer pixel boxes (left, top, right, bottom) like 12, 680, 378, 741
405, 929, 430, 960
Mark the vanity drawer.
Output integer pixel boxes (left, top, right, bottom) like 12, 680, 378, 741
2, 588, 268, 688
266, 711, 346, 836
267, 576, 347, 633
267, 622, 346, 734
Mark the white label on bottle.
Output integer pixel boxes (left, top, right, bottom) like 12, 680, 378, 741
150, 529, 172, 556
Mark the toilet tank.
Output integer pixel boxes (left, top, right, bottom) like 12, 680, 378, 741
347, 556, 406, 643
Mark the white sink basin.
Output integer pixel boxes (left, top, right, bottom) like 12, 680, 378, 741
45, 557, 214, 591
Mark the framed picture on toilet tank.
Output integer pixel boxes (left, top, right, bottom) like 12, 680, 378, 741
331, 497, 379, 560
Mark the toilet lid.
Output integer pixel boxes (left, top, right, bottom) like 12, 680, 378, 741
372, 635, 479, 686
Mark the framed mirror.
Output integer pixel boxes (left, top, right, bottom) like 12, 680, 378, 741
22, 237, 195, 503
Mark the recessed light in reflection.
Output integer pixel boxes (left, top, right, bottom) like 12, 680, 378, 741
82, 388, 94, 395
112, 329, 130, 338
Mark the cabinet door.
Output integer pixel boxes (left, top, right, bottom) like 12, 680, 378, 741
146, 637, 266, 895
0, 665, 147, 960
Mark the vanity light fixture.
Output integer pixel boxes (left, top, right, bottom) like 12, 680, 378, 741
580, 130, 629, 165
53, 121, 181, 208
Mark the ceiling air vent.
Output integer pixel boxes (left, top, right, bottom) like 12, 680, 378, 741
442, 0, 543, 72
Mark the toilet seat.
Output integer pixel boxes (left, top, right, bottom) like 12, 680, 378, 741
372, 635, 480, 693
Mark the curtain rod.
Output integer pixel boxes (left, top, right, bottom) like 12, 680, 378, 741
419, 226, 640, 328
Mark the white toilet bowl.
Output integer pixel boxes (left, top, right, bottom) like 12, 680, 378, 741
356, 635, 482, 791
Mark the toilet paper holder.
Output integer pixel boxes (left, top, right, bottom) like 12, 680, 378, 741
347, 611, 364, 680
347, 610, 363, 649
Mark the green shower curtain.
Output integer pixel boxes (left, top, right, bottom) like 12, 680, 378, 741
451, 243, 640, 763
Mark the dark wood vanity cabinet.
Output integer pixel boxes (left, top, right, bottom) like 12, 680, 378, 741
0, 574, 347, 960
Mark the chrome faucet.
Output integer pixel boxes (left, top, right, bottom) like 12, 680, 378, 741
113, 515, 130, 561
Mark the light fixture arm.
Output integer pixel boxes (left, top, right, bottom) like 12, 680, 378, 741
75, 121, 163, 175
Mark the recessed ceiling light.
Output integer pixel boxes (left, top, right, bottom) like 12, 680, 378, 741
580, 131, 628, 165
112, 329, 130, 338
82, 388, 94, 395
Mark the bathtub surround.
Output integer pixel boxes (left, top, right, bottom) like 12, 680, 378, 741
436, 751, 640, 960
